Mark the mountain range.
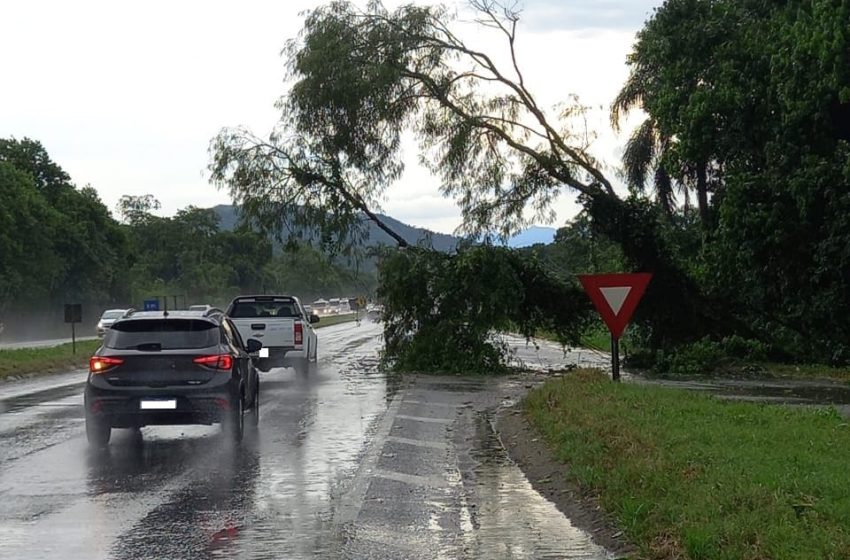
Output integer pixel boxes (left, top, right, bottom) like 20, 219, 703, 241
211, 205, 557, 250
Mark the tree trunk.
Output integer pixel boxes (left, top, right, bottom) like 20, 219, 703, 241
696, 162, 709, 226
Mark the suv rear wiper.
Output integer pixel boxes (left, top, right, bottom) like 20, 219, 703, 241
133, 342, 163, 351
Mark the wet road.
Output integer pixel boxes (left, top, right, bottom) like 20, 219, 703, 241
0, 322, 616, 560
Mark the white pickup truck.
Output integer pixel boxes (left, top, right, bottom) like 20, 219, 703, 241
225, 295, 319, 373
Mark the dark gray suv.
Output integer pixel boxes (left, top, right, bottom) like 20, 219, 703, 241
84, 309, 262, 446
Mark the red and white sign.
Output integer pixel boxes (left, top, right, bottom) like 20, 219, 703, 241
578, 273, 652, 339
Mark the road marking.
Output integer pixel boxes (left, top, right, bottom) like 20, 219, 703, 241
386, 436, 448, 450
396, 414, 453, 424
372, 469, 449, 488
402, 400, 462, 408
335, 391, 405, 525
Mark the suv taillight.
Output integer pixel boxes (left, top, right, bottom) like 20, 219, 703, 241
294, 322, 303, 345
193, 354, 233, 370
90, 356, 124, 373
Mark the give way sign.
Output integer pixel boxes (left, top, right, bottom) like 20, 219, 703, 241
578, 273, 652, 339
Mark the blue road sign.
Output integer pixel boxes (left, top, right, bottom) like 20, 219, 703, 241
143, 299, 160, 311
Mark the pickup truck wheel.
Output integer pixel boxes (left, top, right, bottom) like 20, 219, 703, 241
255, 358, 272, 373
310, 340, 318, 362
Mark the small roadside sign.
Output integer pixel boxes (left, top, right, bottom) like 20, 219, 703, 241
143, 299, 160, 311
578, 273, 652, 381
63, 303, 82, 354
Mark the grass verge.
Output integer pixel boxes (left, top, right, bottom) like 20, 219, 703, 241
0, 340, 101, 380
314, 313, 360, 328
525, 369, 850, 559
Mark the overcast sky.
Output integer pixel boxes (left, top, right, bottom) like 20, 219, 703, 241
0, 0, 660, 234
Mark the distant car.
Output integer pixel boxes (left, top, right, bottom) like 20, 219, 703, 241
96, 309, 130, 337
327, 298, 341, 315
311, 299, 328, 316
84, 308, 262, 446
337, 298, 352, 314
187, 304, 217, 312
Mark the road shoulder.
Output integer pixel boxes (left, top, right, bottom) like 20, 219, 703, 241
495, 402, 634, 558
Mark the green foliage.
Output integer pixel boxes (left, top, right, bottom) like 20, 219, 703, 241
0, 139, 131, 311
211, 0, 617, 253
627, 336, 772, 375
264, 244, 376, 302
613, 0, 850, 364
379, 246, 592, 373
526, 370, 850, 559
520, 212, 625, 278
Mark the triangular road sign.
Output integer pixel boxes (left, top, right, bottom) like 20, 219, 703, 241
578, 273, 652, 339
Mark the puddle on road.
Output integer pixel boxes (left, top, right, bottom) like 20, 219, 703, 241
646, 377, 850, 407
458, 412, 616, 560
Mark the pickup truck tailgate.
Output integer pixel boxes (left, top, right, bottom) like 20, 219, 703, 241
231, 318, 296, 349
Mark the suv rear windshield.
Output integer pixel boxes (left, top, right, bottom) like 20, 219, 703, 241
104, 319, 218, 350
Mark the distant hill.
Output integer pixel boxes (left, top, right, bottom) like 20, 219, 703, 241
507, 226, 557, 248
211, 205, 464, 252
213, 204, 558, 251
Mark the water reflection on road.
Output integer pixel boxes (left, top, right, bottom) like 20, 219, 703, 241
1, 323, 619, 560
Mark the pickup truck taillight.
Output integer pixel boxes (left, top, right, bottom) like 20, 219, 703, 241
294, 322, 303, 345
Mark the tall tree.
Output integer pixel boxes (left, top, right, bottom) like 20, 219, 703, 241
209, 0, 724, 351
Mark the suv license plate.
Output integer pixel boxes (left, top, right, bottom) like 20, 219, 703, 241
140, 399, 177, 410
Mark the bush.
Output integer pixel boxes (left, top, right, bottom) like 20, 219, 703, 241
378, 246, 593, 374
668, 339, 726, 375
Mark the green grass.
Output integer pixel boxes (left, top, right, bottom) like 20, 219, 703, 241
313, 312, 360, 328
580, 325, 612, 352
525, 369, 850, 560
0, 340, 101, 380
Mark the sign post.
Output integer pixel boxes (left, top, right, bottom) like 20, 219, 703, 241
578, 273, 652, 382
64, 303, 82, 355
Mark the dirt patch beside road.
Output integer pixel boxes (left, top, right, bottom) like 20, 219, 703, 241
495, 401, 634, 558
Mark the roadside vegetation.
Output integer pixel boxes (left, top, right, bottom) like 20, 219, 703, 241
209, 0, 850, 376
0, 138, 374, 329
314, 313, 359, 329
0, 340, 101, 380
3, 1, 849, 378
525, 370, 850, 559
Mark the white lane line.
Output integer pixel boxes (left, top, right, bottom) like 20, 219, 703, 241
396, 414, 453, 424
372, 469, 449, 489
402, 400, 463, 408
385, 436, 448, 450
335, 390, 406, 525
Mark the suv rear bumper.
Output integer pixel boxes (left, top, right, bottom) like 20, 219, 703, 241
258, 345, 307, 361
85, 386, 238, 428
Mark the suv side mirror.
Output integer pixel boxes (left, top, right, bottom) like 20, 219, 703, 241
246, 338, 263, 353
310, 314, 320, 324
